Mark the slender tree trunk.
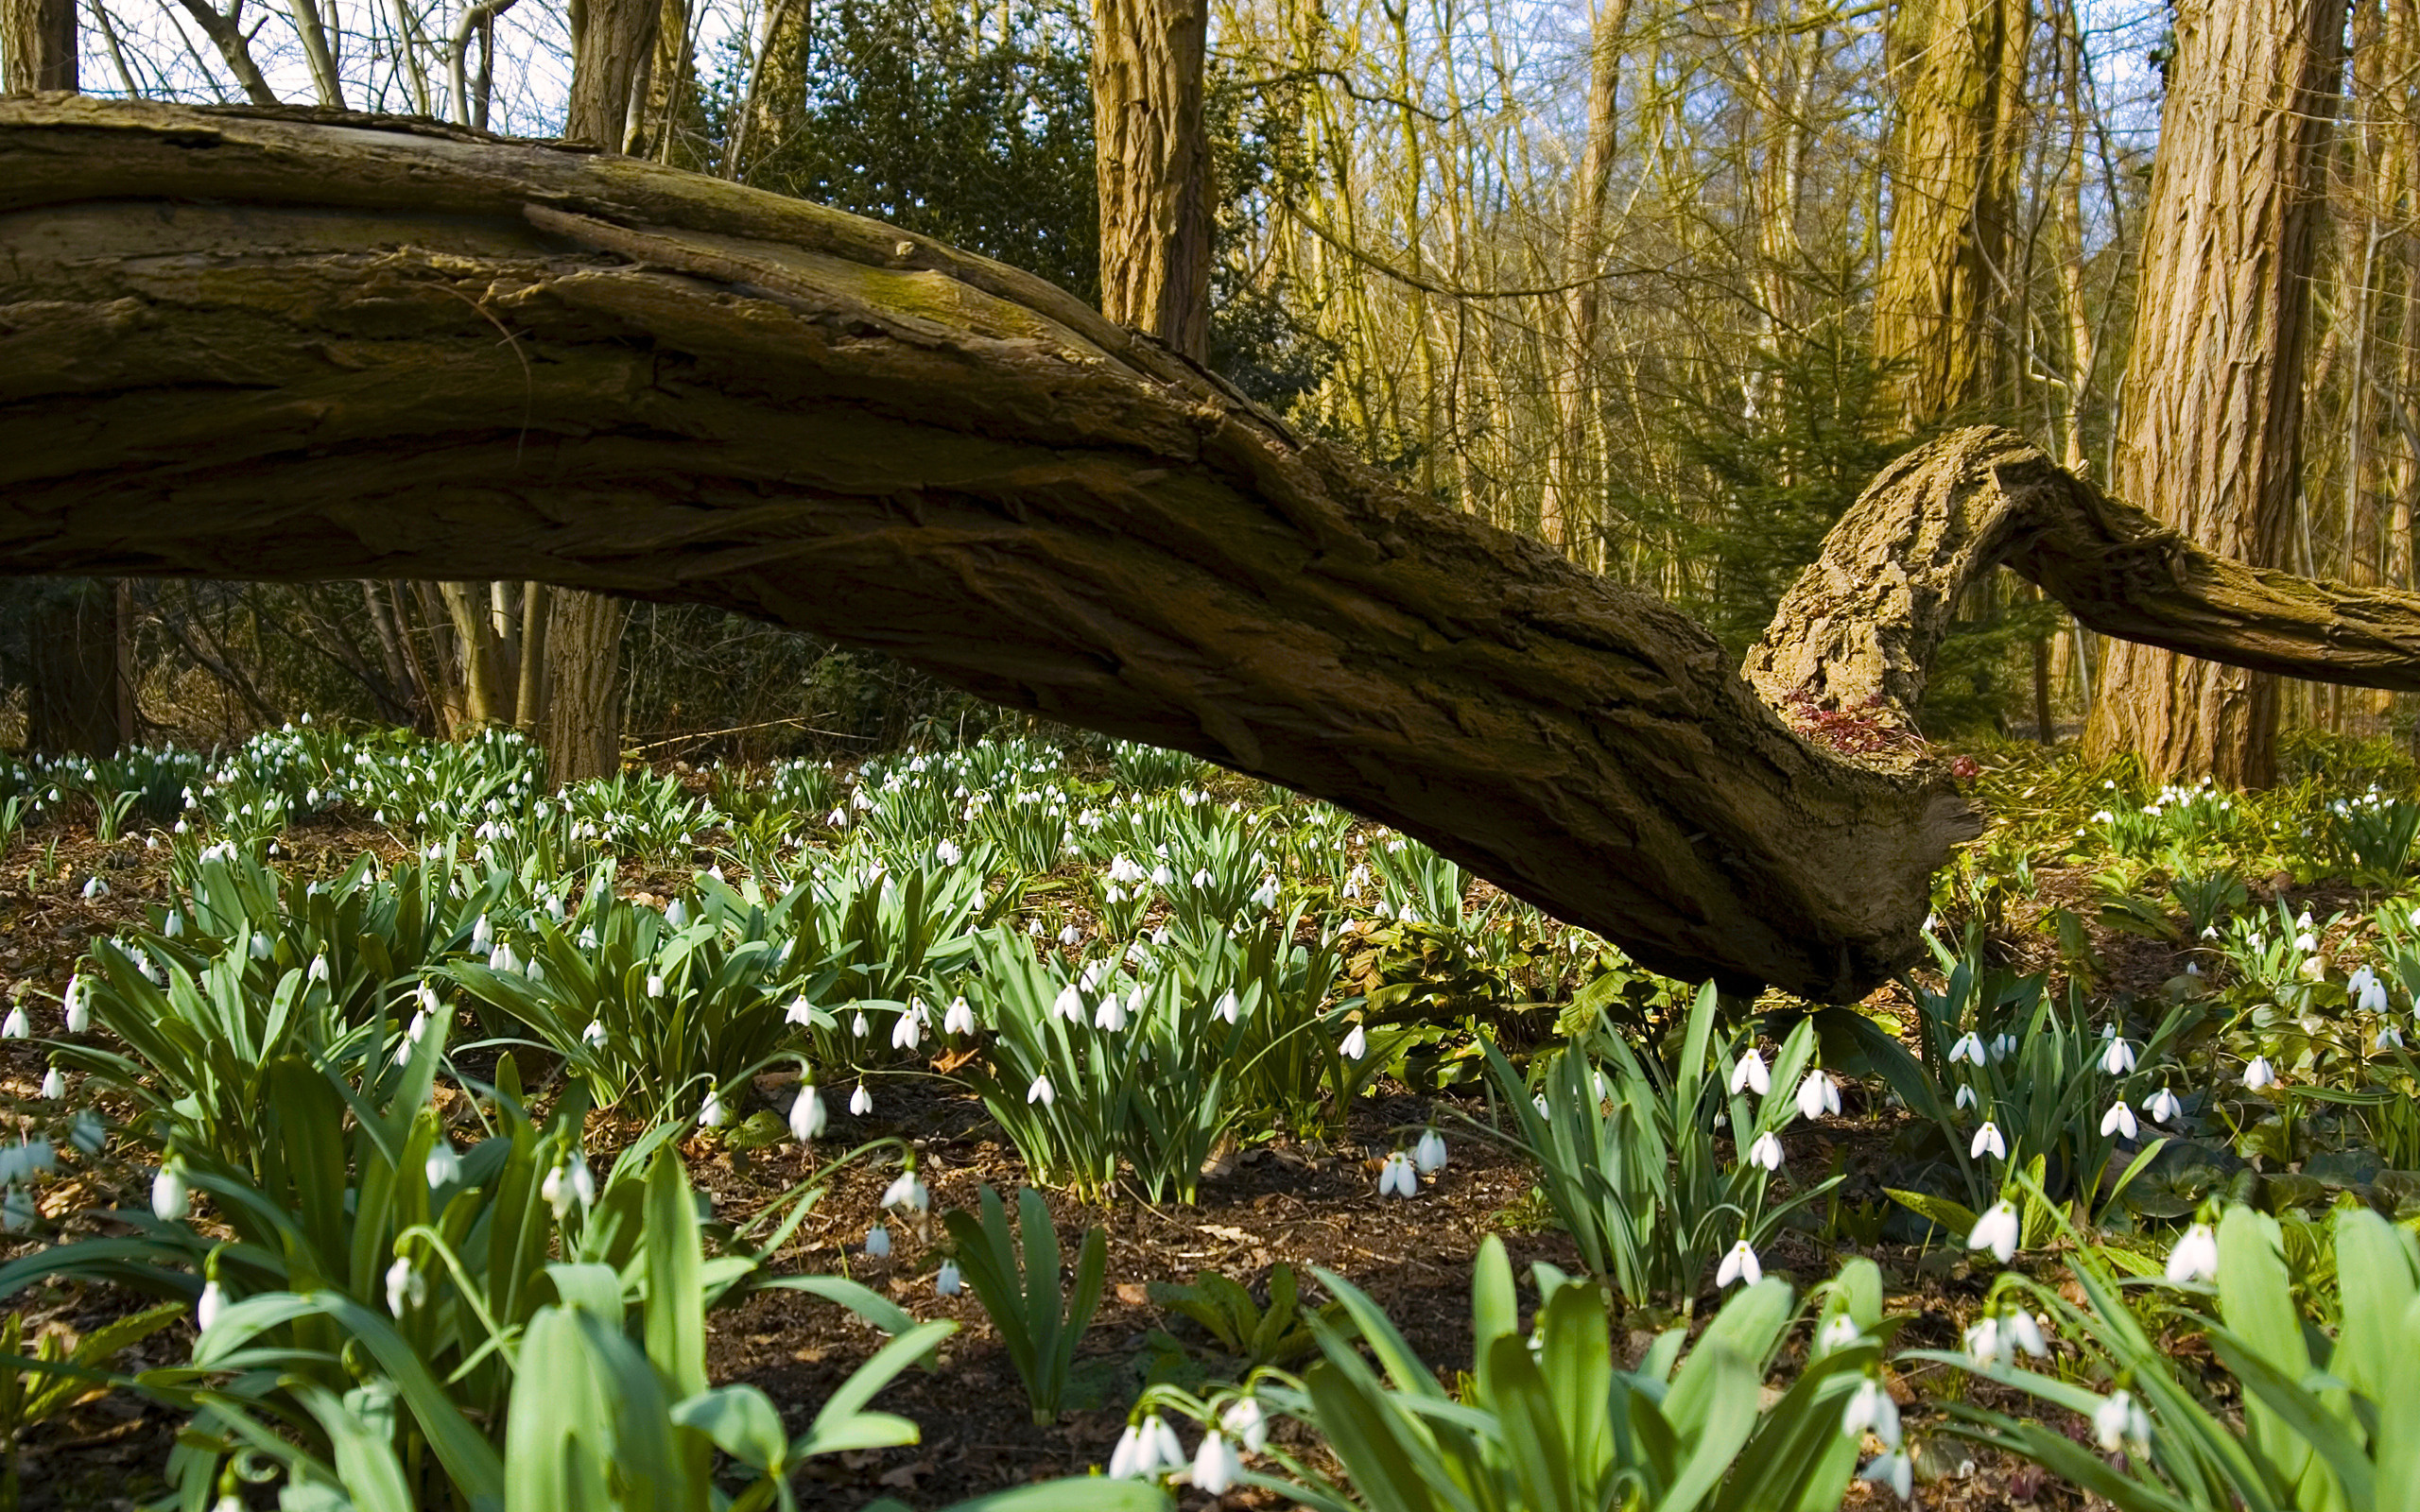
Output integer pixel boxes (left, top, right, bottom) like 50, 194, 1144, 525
1091, 0, 1212, 358
1873, 0, 2032, 431
1539, 0, 1631, 558
2082, 0, 2348, 786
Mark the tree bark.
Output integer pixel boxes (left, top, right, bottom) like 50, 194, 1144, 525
6, 102, 2418, 997
1872, 0, 2031, 431
1537, 0, 1631, 558
1091, 0, 1212, 359
1, 0, 75, 92
2082, 0, 2347, 787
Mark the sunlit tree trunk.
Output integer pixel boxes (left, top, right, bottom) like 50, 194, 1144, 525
1093, 0, 1212, 358
1539, 0, 1631, 559
1873, 0, 2031, 431
2083, 0, 2348, 787
1, 0, 75, 91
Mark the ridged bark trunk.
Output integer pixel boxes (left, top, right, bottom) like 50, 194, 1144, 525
2082, 0, 2347, 787
1, 0, 75, 92
1872, 0, 2031, 431
26, 583, 130, 756
1091, 0, 1211, 359
1538, 0, 1630, 558
9, 103, 2420, 994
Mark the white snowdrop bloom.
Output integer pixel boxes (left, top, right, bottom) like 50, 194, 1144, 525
851, 1010, 872, 1038
1841, 1378, 1901, 1448
580, 1019, 610, 1050
386, 1256, 425, 1315
1149, 864, 1175, 888
1340, 1024, 1368, 1059
825, 806, 850, 829
2166, 1223, 2220, 1285
1053, 985, 1086, 1022
1991, 1032, 2018, 1062
2294, 932, 2318, 954
666, 900, 690, 929
1796, 1071, 1841, 1119
1094, 993, 1130, 1033
1190, 868, 1213, 889
851, 1084, 874, 1116
471, 914, 493, 953
1191, 1430, 1241, 1495
1964, 1315, 2008, 1368
698, 1087, 731, 1129
488, 943, 519, 974
1817, 1314, 1863, 1356
416, 983, 441, 1016
1954, 1083, 1979, 1110
2144, 1087, 2182, 1124
1858, 1452, 1913, 1501
864, 1224, 892, 1259
2007, 1310, 2048, 1358
2094, 1390, 2152, 1456
1251, 877, 1280, 910
80, 875, 107, 900
425, 1141, 462, 1188
944, 996, 977, 1036
878, 1168, 932, 1214
2100, 1100, 2138, 1139
1970, 1121, 2007, 1160
2383, 1025, 2406, 1050
1214, 988, 1241, 1024
0, 1007, 26, 1040
1058, 923, 1081, 946
1729, 1048, 1770, 1096
645, 972, 667, 999
1108, 1421, 1156, 1480
1716, 1240, 1762, 1288
892, 1008, 924, 1051
151, 1162, 191, 1222
1746, 1131, 1786, 1172
197, 1280, 225, 1332
1968, 1201, 2020, 1263
1028, 1073, 1056, 1107
789, 1086, 827, 1143
2243, 1056, 2276, 1090
1221, 1399, 1268, 1454
936, 1260, 962, 1297
783, 997, 816, 1026
1413, 1129, 1448, 1174
1948, 1032, 1985, 1065
2100, 1037, 2136, 1075
2359, 972, 2391, 1016
935, 840, 962, 866
39, 1068, 63, 1100
1377, 1151, 1418, 1198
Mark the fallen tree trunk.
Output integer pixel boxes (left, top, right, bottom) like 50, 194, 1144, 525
4, 100, 2416, 1001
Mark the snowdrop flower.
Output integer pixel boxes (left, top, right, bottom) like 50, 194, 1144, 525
851, 1084, 874, 1116
882, 1171, 930, 1212
864, 1224, 892, 1259
40, 1068, 63, 1100
1191, 1430, 1241, 1495
1150, 1416, 1186, 1475
1214, 988, 1240, 1024
1108, 1421, 1153, 1480
69, 1110, 103, 1156
1716, 1240, 1762, 1288
789, 1085, 827, 1143
197, 1280, 225, 1332
488, 943, 520, 974
2100, 1100, 2138, 1140
2094, 1390, 2152, 1456
1250, 877, 1279, 910
2243, 1056, 2276, 1091
2006, 1310, 2048, 1358
1841, 1378, 1901, 1448
1796, 1070, 1841, 1119
1992, 1032, 2018, 1062
935, 839, 962, 867
936, 1260, 962, 1297
1964, 1315, 2007, 1367
2294, 932, 2318, 954
892, 1007, 924, 1051
1057, 923, 1081, 946
1858, 1452, 1913, 1501
1746, 1131, 1786, 1172
1970, 1121, 2007, 1160
62, 978, 90, 1034
581, 1019, 609, 1051
1094, 993, 1130, 1032
471, 914, 493, 953
666, 900, 690, 929
250, 933, 273, 960
2382, 1025, 2406, 1050
1150, 864, 1174, 888
2100, 1036, 2136, 1075
386, 1256, 425, 1315
698, 1087, 731, 1128
1817, 1314, 1863, 1356
1221, 1398, 1268, 1453
646, 973, 666, 998
1053, 985, 1086, 1022
2144, 1087, 2182, 1124
2166, 1223, 2219, 1285
1377, 1151, 1419, 1197
80, 874, 108, 900
151, 1161, 190, 1222
1028, 1073, 1056, 1107
1954, 1083, 1978, 1110
1729, 1048, 1770, 1096
1340, 1024, 1368, 1059
2357, 971, 2391, 1016
1948, 1031, 1985, 1065
1, 1007, 26, 1040
425, 1141, 461, 1188
943, 996, 976, 1036
2296, 910, 2314, 931
1413, 1129, 1448, 1174
1968, 1201, 2020, 1263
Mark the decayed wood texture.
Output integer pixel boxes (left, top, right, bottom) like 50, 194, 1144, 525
4, 101, 2417, 998
2082, 0, 2348, 787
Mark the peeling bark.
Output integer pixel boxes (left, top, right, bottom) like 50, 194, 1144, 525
3, 102, 2415, 998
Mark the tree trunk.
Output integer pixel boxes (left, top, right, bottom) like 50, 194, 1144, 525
26, 583, 129, 755
2082, 0, 2347, 787
1091, 0, 1212, 359
1538, 0, 1631, 558
1, 0, 75, 92
1872, 0, 2031, 431
543, 587, 623, 784
9, 103, 2420, 996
